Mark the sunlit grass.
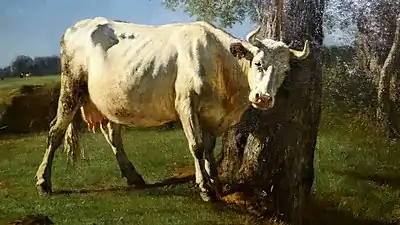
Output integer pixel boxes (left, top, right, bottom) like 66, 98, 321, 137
0, 129, 259, 225
0, 75, 60, 90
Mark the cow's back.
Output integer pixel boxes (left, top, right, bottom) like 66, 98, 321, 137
61, 17, 154, 77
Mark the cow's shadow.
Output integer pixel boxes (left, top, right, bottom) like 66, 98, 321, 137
53, 174, 196, 197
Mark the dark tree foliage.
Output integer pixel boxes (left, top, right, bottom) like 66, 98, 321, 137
163, 0, 252, 28
10, 55, 34, 76
2, 55, 61, 77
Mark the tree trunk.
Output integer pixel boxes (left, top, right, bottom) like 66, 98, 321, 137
389, 71, 400, 139
377, 16, 400, 139
256, 0, 283, 41
218, 0, 324, 224
355, 29, 382, 85
356, 6, 400, 139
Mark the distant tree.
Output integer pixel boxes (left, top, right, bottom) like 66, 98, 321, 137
31, 55, 61, 75
164, 0, 324, 224
10, 55, 34, 76
0, 66, 11, 77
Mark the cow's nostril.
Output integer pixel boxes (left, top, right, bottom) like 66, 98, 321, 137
255, 93, 260, 99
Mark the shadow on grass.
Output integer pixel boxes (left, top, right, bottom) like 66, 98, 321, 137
52, 174, 398, 225
52, 174, 264, 224
333, 169, 400, 189
53, 174, 195, 195
305, 199, 398, 225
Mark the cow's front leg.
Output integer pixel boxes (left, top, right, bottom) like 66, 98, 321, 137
100, 122, 146, 187
175, 97, 215, 202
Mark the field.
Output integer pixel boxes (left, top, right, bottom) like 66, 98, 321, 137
1, 75, 400, 224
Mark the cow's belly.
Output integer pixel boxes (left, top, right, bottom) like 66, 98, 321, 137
89, 82, 178, 127
108, 103, 178, 127
100, 98, 177, 127
197, 96, 249, 136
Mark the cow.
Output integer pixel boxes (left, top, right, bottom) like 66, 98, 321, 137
35, 17, 310, 202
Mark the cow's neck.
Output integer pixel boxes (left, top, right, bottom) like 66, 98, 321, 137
235, 57, 251, 85
215, 44, 253, 131
219, 54, 251, 112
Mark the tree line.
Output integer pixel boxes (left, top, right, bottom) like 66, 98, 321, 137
0, 55, 61, 77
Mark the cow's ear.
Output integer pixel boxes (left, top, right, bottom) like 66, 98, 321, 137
230, 42, 254, 63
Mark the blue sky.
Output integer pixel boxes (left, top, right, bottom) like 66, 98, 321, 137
0, 0, 342, 67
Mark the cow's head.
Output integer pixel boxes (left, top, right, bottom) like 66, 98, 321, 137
230, 26, 310, 110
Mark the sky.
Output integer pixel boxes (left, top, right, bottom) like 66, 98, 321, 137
0, 0, 344, 67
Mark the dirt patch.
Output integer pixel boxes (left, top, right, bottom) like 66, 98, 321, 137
0, 83, 83, 135
169, 165, 195, 178
7, 214, 54, 225
221, 191, 247, 205
0, 180, 7, 187
0, 83, 60, 134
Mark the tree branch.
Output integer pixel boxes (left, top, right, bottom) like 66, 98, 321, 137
252, 0, 263, 24
381, 16, 400, 74
377, 16, 400, 124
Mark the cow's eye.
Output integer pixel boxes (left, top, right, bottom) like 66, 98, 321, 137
255, 62, 261, 67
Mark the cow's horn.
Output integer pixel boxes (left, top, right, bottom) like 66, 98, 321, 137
290, 40, 310, 60
246, 26, 262, 46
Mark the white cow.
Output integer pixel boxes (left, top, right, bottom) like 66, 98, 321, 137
35, 17, 310, 201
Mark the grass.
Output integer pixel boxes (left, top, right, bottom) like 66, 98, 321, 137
1, 129, 258, 225
311, 109, 400, 224
0, 75, 60, 90
1, 75, 400, 224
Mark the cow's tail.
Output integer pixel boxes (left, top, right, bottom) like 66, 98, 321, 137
63, 111, 85, 166
59, 31, 88, 166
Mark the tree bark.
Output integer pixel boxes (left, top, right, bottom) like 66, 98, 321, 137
218, 0, 324, 224
389, 71, 400, 139
355, 28, 382, 85
377, 16, 400, 139
255, 0, 284, 41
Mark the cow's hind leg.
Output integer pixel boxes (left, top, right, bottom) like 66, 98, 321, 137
175, 97, 215, 202
35, 94, 79, 195
100, 122, 146, 187
204, 133, 222, 198
64, 113, 83, 165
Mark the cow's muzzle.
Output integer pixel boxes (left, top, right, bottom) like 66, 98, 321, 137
250, 93, 273, 110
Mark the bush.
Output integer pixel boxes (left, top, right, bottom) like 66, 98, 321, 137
322, 63, 377, 114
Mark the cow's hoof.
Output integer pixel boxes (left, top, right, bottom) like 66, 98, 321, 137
200, 191, 218, 202
35, 180, 52, 196
213, 180, 223, 198
127, 174, 147, 189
